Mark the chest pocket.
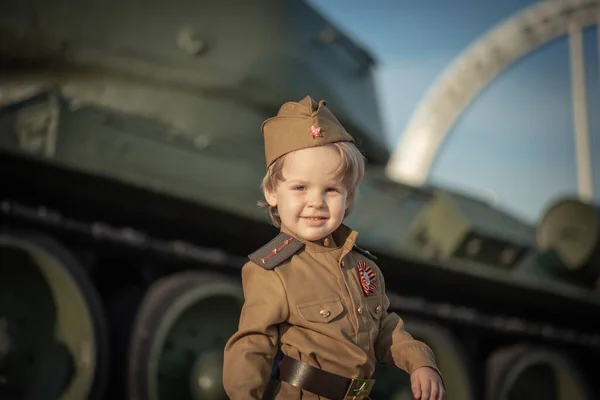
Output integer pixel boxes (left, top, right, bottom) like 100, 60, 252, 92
297, 297, 344, 323
365, 297, 383, 337
366, 298, 383, 321
365, 297, 383, 343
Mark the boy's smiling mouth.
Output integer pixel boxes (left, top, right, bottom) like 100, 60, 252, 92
301, 216, 328, 225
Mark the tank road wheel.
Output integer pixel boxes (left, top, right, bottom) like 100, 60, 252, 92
0, 231, 109, 400
371, 319, 475, 400
487, 345, 591, 400
127, 271, 243, 400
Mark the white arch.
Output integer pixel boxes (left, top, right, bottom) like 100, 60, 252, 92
385, 0, 599, 188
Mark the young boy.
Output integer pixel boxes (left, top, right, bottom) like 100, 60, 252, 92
223, 96, 445, 400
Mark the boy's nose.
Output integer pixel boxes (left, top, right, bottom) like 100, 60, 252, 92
308, 193, 325, 207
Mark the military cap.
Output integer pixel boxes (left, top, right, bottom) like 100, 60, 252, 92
261, 95, 355, 167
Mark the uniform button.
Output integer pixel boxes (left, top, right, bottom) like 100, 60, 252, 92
323, 238, 329, 246
357, 306, 363, 315
340, 261, 345, 267
376, 306, 382, 314
320, 309, 331, 318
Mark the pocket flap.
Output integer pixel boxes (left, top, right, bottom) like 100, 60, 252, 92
297, 297, 344, 323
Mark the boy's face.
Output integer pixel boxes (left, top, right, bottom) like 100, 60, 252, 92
265, 146, 348, 242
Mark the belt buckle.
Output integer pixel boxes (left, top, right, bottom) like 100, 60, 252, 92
344, 378, 375, 400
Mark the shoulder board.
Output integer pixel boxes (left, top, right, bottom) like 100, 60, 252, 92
353, 244, 378, 261
248, 232, 305, 270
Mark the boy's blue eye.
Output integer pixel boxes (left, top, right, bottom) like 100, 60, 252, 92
293, 186, 305, 191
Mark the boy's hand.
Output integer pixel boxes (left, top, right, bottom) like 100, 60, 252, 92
410, 366, 445, 400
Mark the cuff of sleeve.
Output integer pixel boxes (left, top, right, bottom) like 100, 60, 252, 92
405, 343, 442, 377
410, 360, 441, 376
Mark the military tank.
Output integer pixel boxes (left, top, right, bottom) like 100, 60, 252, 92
1, 0, 599, 399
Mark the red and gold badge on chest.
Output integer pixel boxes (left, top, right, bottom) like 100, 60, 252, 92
357, 261, 376, 296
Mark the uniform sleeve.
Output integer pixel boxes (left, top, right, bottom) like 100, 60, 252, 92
373, 273, 442, 377
223, 261, 289, 399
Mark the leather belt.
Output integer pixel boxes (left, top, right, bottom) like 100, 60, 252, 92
277, 354, 375, 400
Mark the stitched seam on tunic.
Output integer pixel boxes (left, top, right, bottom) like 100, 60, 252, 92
305, 251, 339, 280
338, 255, 360, 336
274, 264, 291, 321
314, 250, 358, 335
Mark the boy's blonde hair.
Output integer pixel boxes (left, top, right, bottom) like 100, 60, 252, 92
259, 141, 366, 227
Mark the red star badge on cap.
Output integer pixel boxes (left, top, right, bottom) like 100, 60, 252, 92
310, 125, 323, 139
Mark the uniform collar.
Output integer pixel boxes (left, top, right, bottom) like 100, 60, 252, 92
280, 224, 359, 253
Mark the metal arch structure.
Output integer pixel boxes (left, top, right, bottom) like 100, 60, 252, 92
385, 0, 599, 194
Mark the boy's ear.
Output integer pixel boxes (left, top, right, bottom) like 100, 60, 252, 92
264, 186, 277, 207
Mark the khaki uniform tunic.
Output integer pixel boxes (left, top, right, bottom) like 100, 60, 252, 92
223, 224, 439, 399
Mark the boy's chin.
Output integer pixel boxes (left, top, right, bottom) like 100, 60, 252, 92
294, 225, 338, 242
298, 231, 329, 242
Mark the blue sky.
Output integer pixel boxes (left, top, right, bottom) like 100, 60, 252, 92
307, 0, 599, 223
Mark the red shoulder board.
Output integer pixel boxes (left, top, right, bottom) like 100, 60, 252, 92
353, 244, 378, 261
248, 232, 305, 270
